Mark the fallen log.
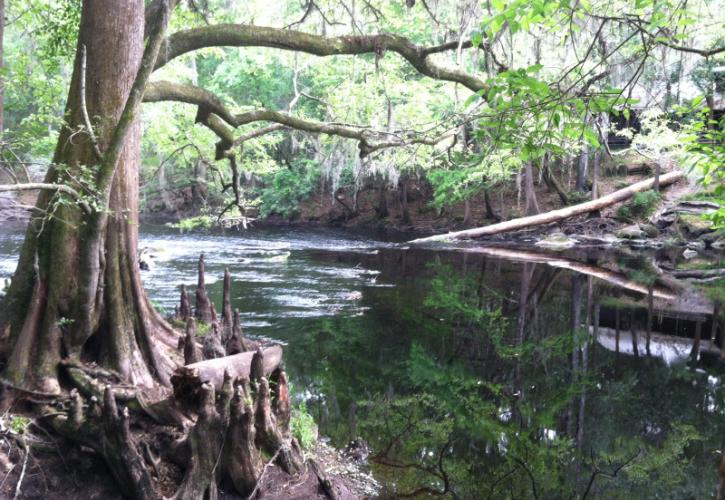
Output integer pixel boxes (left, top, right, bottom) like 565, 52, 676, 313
410, 171, 684, 243
171, 345, 283, 401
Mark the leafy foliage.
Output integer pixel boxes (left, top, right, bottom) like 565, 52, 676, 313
258, 161, 320, 218
682, 108, 725, 228
616, 190, 662, 219
290, 402, 318, 450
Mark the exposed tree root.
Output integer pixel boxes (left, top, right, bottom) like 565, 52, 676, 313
2, 254, 349, 499
38, 364, 312, 499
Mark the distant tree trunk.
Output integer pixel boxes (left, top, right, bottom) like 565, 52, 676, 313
576, 144, 589, 192
463, 198, 472, 226
376, 179, 388, 219
592, 113, 608, 201
0, 0, 4, 135
158, 160, 174, 211
615, 307, 621, 355
399, 179, 411, 224
542, 155, 569, 205
711, 302, 720, 343
191, 158, 208, 213
523, 161, 539, 216
0, 1, 176, 394
630, 313, 639, 358
483, 189, 500, 220
646, 286, 653, 357
654, 157, 661, 192
689, 320, 702, 366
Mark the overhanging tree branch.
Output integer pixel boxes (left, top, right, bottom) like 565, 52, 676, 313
155, 25, 487, 92
144, 80, 457, 158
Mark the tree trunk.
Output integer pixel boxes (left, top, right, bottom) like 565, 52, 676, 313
654, 157, 661, 192
0, 0, 4, 135
463, 199, 473, 226
576, 144, 589, 192
400, 179, 411, 224
592, 112, 608, 201
541, 156, 569, 205
483, 189, 500, 220
191, 158, 207, 213
376, 180, 389, 219
523, 161, 539, 216
0, 1, 177, 395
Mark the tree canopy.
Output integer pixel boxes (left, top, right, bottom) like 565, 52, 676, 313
3, 0, 723, 225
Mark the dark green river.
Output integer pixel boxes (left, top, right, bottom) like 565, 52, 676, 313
1, 224, 723, 498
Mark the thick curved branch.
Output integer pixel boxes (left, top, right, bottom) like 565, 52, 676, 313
155, 25, 487, 93
144, 80, 237, 125
144, 81, 456, 158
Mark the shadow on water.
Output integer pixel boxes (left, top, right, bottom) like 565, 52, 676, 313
1, 223, 723, 497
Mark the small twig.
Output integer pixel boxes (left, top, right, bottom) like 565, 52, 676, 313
246, 447, 282, 500
13, 438, 29, 499
80, 45, 104, 161
0, 464, 16, 490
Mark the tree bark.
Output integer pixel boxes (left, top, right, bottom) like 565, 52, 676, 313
191, 158, 207, 213
483, 189, 500, 220
576, 144, 589, 192
541, 156, 569, 205
400, 179, 411, 224
523, 161, 539, 216
172, 345, 283, 399
0, 0, 4, 135
155, 26, 487, 92
463, 199, 473, 226
0, 0, 176, 394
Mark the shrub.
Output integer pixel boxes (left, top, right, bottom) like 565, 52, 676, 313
167, 215, 216, 232
290, 402, 317, 450
258, 162, 319, 218
617, 190, 661, 219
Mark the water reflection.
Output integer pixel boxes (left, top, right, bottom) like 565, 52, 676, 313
0, 224, 723, 497
288, 247, 724, 498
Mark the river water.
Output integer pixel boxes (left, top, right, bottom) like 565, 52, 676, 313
0, 223, 723, 498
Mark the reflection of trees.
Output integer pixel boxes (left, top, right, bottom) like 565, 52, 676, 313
291, 261, 724, 498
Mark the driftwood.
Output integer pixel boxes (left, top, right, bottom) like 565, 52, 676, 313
411, 171, 684, 243
172, 345, 283, 399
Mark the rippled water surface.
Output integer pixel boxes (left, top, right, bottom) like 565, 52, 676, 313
1, 223, 723, 498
